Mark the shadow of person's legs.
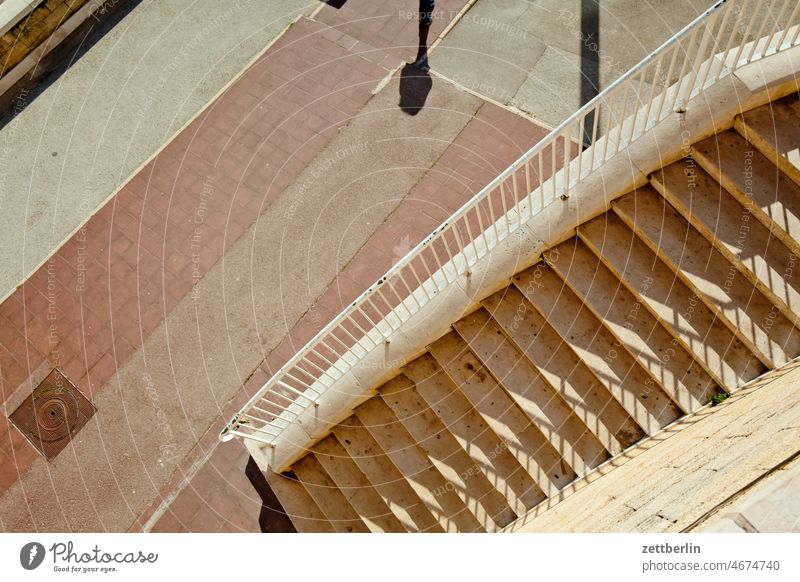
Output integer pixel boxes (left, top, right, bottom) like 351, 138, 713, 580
399, 63, 433, 116
245, 456, 297, 533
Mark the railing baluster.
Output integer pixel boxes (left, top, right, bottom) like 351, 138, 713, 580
537, 152, 545, 209
731, 0, 759, 69
615, 82, 632, 154
745, 2, 774, 63
523, 160, 533, 220
702, 0, 734, 88
776, 1, 800, 51
671, 26, 701, 110
715, 0, 747, 82
655, 44, 680, 120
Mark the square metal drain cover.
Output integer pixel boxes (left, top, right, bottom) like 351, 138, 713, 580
9, 369, 96, 460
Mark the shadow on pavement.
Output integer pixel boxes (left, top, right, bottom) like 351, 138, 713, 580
399, 63, 432, 116
245, 456, 297, 533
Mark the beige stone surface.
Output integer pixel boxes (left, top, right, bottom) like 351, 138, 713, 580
332, 416, 445, 533
613, 187, 800, 370
506, 359, 800, 532
693, 129, 800, 259
699, 455, 800, 533
312, 435, 405, 533
734, 94, 800, 189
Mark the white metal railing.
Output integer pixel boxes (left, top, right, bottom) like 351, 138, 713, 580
221, 0, 800, 447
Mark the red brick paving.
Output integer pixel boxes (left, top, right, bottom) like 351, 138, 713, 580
0, 16, 393, 498
142, 97, 551, 532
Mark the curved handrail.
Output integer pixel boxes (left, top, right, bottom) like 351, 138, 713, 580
222, 0, 800, 447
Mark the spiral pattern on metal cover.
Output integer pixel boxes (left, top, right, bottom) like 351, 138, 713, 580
34, 390, 79, 443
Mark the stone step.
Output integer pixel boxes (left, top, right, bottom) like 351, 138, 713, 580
579, 211, 765, 391
613, 187, 800, 369
402, 354, 546, 515
264, 469, 336, 533
692, 129, 800, 258
354, 397, 485, 532
334, 416, 445, 532
428, 332, 575, 497
547, 236, 718, 412
652, 161, 800, 328
292, 454, 371, 533
379, 375, 517, 531
478, 289, 643, 453
438, 320, 609, 476
312, 435, 407, 532
733, 93, 800, 189
513, 264, 682, 434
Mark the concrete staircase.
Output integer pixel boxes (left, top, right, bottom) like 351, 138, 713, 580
257, 93, 800, 532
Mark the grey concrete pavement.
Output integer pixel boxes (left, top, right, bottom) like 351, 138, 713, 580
0, 0, 314, 301
433, 0, 720, 128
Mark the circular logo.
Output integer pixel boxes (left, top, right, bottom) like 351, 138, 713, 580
20, 542, 45, 570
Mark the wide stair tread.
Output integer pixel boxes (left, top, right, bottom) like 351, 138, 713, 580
613, 187, 800, 368
264, 469, 337, 533
428, 332, 576, 496
433, 326, 608, 477
403, 354, 546, 515
292, 454, 371, 532
733, 93, 800, 189
692, 129, 800, 257
312, 435, 407, 532
354, 397, 485, 532
513, 265, 682, 434
652, 161, 800, 326
334, 416, 445, 532
547, 237, 719, 412
478, 289, 644, 452
579, 211, 765, 390
379, 375, 517, 531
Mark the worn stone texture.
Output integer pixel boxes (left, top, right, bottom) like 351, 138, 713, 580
508, 360, 800, 532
